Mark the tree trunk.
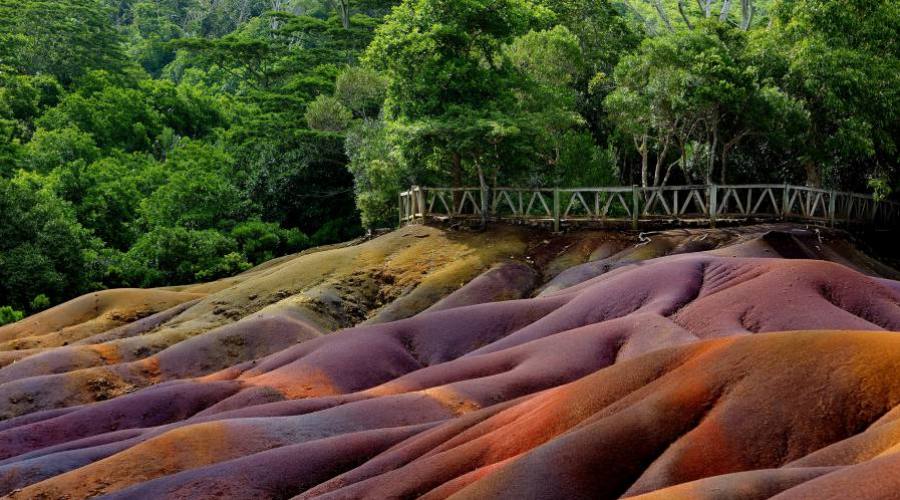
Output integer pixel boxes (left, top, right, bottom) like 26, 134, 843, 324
719, 0, 732, 21
803, 161, 822, 188
653, 136, 671, 187
678, 0, 694, 28
639, 135, 649, 188
337, 0, 351, 29
623, 0, 656, 35
740, 0, 753, 29
662, 158, 679, 187
452, 152, 463, 208
719, 132, 747, 184
720, 147, 728, 184
707, 128, 718, 185
653, 0, 675, 32
476, 163, 488, 228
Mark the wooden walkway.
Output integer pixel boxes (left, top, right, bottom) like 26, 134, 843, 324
400, 184, 900, 230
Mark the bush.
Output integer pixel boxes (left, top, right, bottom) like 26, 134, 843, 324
29, 293, 51, 312
305, 95, 353, 132
310, 216, 365, 246
335, 66, 388, 118
230, 221, 310, 265
0, 306, 24, 326
118, 226, 250, 287
0, 175, 102, 310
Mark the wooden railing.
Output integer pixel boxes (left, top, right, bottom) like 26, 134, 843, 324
399, 184, 900, 230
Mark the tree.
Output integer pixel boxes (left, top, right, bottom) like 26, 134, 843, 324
364, 0, 554, 220
0, 174, 102, 309
606, 23, 804, 186
334, 66, 387, 118
0, 0, 128, 86
768, 0, 899, 190
116, 226, 250, 286
620, 0, 765, 34
503, 26, 610, 186
306, 95, 353, 131
53, 152, 163, 250
0, 74, 63, 143
36, 84, 163, 152
345, 118, 404, 227
231, 220, 309, 264
0, 306, 24, 326
139, 142, 251, 230
539, 0, 641, 140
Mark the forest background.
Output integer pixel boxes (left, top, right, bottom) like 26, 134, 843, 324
0, 0, 896, 322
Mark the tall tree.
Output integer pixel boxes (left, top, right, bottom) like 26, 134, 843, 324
768, 0, 899, 190
0, 0, 128, 85
606, 23, 804, 186
364, 0, 554, 200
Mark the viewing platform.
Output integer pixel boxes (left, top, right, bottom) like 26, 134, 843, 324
400, 184, 900, 230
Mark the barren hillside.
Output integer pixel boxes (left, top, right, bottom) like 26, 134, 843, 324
1, 223, 899, 499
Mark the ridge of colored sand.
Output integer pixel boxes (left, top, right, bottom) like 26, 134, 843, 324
1, 223, 899, 499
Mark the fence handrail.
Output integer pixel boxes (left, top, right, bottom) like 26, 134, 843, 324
399, 184, 900, 230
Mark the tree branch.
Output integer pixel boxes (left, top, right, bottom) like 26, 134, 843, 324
653, 0, 676, 32
719, 0, 732, 22
678, 0, 694, 29
740, 0, 753, 29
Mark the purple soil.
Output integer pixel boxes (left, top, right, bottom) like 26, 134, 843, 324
1, 228, 900, 499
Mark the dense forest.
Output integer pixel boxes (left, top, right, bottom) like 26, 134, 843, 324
0, 0, 897, 322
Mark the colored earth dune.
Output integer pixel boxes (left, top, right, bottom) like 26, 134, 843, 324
1, 223, 899, 499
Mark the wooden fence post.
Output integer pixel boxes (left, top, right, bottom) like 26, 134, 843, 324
398, 191, 404, 226
708, 184, 718, 228
481, 184, 489, 226
414, 186, 425, 222
631, 185, 639, 230
829, 190, 836, 227
553, 188, 561, 233
781, 183, 790, 219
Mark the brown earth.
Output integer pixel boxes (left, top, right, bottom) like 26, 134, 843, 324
0, 223, 898, 499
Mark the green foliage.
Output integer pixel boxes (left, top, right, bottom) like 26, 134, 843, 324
136, 142, 247, 230
0, 175, 102, 310
0, 74, 63, 142
53, 152, 163, 249
141, 169, 252, 230
231, 221, 309, 265
352, 0, 617, 223
768, 0, 899, 189
335, 66, 387, 118
37, 85, 162, 152
29, 293, 50, 312
366, 0, 554, 119
115, 226, 250, 286
606, 22, 807, 186
0, 0, 128, 85
363, 0, 555, 193
306, 95, 353, 131
0, 306, 24, 326
1, 0, 897, 314
20, 128, 102, 173
346, 119, 404, 227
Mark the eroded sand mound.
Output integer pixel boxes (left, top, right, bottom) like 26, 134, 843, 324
1, 223, 898, 499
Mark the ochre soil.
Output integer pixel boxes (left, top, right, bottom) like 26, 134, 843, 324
1, 223, 899, 499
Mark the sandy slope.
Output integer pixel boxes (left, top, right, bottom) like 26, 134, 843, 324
0, 223, 898, 499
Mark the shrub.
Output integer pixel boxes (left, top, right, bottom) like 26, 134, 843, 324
305, 95, 353, 132
335, 66, 388, 118
29, 293, 51, 312
230, 221, 310, 265
0, 306, 24, 326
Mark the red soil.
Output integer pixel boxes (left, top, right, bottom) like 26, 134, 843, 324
0, 224, 898, 499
